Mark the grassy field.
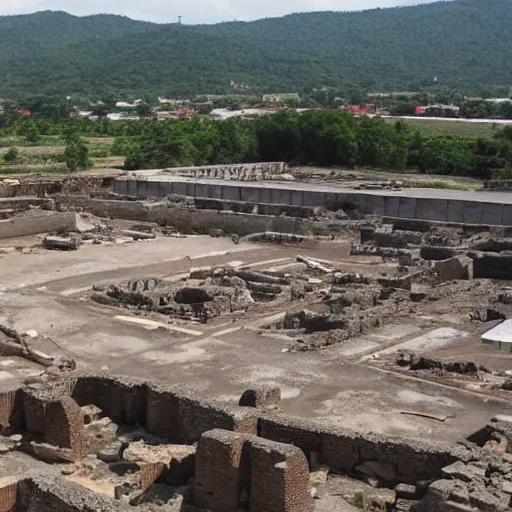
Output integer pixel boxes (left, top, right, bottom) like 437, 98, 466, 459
400, 118, 499, 138
0, 136, 118, 172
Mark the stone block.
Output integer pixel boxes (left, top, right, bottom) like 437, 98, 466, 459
434, 256, 473, 282
238, 386, 281, 409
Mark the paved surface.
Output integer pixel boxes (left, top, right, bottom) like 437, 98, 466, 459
0, 235, 509, 443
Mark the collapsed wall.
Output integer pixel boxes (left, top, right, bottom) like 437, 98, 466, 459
4, 476, 129, 512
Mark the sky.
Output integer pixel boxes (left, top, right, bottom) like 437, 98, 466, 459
0, 0, 433, 24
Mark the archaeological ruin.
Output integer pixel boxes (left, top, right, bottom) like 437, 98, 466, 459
0, 163, 512, 511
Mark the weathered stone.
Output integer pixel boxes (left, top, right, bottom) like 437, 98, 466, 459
81, 404, 102, 424
239, 386, 281, 409
395, 483, 418, 500
309, 464, 330, 485
434, 256, 473, 282
123, 441, 196, 485
442, 461, 479, 483
356, 460, 397, 483
97, 441, 123, 463
469, 487, 510, 511
43, 235, 81, 251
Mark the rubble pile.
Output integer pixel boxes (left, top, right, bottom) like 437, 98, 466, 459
396, 352, 489, 375
412, 428, 512, 512
64, 412, 196, 509
90, 266, 296, 323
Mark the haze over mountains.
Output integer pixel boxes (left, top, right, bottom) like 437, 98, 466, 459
0, 0, 511, 99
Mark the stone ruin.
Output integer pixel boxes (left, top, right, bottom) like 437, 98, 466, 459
90, 267, 293, 323
0, 374, 509, 511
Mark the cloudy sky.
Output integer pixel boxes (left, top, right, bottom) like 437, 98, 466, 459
0, 0, 434, 24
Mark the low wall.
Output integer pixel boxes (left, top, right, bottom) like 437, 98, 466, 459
114, 178, 512, 226
258, 415, 462, 486
16, 476, 128, 511
0, 212, 77, 239
469, 251, 512, 280
57, 197, 322, 236
10, 375, 462, 487
69, 375, 259, 443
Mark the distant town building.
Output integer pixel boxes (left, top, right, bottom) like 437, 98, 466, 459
115, 100, 142, 108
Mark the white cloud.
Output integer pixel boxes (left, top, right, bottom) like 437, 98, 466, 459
0, 0, 433, 24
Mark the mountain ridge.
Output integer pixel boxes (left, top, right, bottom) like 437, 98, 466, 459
1, 0, 511, 99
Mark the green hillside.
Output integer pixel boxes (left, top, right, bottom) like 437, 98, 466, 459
1, 0, 511, 99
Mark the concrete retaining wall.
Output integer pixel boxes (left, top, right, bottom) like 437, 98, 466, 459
114, 178, 512, 226
0, 212, 77, 239
57, 197, 322, 236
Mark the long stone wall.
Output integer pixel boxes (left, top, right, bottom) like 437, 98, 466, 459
56, 197, 321, 236
8, 374, 463, 486
162, 162, 286, 181
114, 177, 512, 226
0, 212, 77, 239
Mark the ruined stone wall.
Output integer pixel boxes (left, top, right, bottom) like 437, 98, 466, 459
259, 415, 461, 485
20, 389, 46, 436
360, 227, 423, 247
68, 375, 258, 444
0, 390, 21, 434
0, 212, 77, 240
249, 436, 313, 512
0, 482, 17, 512
56, 196, 321, 236
16, 476, 128, 511
194, 429, 312, 512
163, 162, 286, 181
470, 251, 512, 280
194, 429, 249, 512
43, 397, 84, 459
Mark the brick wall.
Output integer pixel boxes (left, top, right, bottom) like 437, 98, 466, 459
43, 397, 84, 460
194, 429, 250, 512
259, 415, 461, 485
0, 390, 21, 434
249, 436, 313, 512
139, 462, 166, 490
21, 389, 46, 436
0, 482, 17, 512
194, 429, 313, 512
70, 375, 258, 443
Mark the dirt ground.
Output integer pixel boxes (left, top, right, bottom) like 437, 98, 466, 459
0, 233, 510, 444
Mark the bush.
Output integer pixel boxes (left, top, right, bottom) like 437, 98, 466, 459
4, 147, 19, 163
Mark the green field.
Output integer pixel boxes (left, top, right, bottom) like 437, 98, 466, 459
401, 118, 500, 138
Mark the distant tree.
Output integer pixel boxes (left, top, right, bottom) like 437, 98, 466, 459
135, 103, 152, 117
124, 143, 143, 170
91, 104, 110, 118
24, 121, 41, 145
64, 137, 91, 171
390, 102, 416, 116
4, 147, 19, 163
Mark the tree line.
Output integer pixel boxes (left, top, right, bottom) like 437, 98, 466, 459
126, 111, 512, 180
1, 110, 512, 178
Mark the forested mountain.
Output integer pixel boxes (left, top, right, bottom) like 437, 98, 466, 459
1, 0, 511, 99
